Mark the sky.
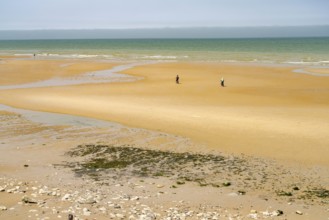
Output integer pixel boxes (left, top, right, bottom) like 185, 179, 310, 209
1, 0, 329, 30
0, 0, 329, 39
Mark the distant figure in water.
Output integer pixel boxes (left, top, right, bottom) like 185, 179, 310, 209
176, 75, 180, 84
220, 77, 225, 87
33, 54, 36, 59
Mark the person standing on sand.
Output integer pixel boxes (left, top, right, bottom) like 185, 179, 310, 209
220, 77, 225, 87
176, 75, 180, 84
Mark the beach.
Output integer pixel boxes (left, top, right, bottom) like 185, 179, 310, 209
1, 60, 329, 164
0, 55, 329, 219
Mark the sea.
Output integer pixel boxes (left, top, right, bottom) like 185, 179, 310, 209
0, 37, 329, 66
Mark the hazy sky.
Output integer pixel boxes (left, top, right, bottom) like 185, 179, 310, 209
1, 0, 329, 30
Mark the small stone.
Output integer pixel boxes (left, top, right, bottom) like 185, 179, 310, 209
238, 190, 246, 195
156, 185, 164, 188
22, 196, 37, 204
296, 210, 303, 215
24, 164, 29, 167
293, 186, 300, 191
275, 210, 284, 216
250, 210, 257, 214
7, 187, 19, 193
39, 188, 49, 194
77, 197, 96, 204
61, 194, 71, 201
114, 204, 121, 209
116, 213, 125, 219
0, 206, 7, 211
130, 196, 140, 201
0, 186, 6, 192
82, 207, 91, 216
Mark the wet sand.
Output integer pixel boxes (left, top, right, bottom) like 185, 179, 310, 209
1, 107, 328, 220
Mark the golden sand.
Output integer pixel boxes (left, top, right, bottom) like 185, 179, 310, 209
0, 59, 118, 85
0, 61, 328, 165
0, 55, 31, 59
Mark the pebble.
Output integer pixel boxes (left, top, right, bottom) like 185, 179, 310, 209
114, 204, 122, 209
39, 188, 49, 194
296, 210, 303, 215
77, 197, 96, 204
61, 194, 71, 201
22, 196, 38, 204
0, 169, 325, 220
131, 196, 140, 201
52, 191, 59, 196
0, 205, 7, 211
82, 207, 91, 216
262, 210, 284, 217
7, 186, 19, 193
116, 213, 125, 219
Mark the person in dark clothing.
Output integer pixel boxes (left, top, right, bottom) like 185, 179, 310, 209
220, 77, 225, 87
176, 75, 180, 84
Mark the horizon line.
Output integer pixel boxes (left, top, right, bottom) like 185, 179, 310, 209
1, 25, 329, 31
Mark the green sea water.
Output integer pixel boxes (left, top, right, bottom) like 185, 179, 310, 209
0, 38, 329, 65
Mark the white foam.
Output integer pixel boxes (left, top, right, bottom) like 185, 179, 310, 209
142, 55, 178, 59
37, 53, 102, 59
14, 53, 33, 56
284, 61, 329, 66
